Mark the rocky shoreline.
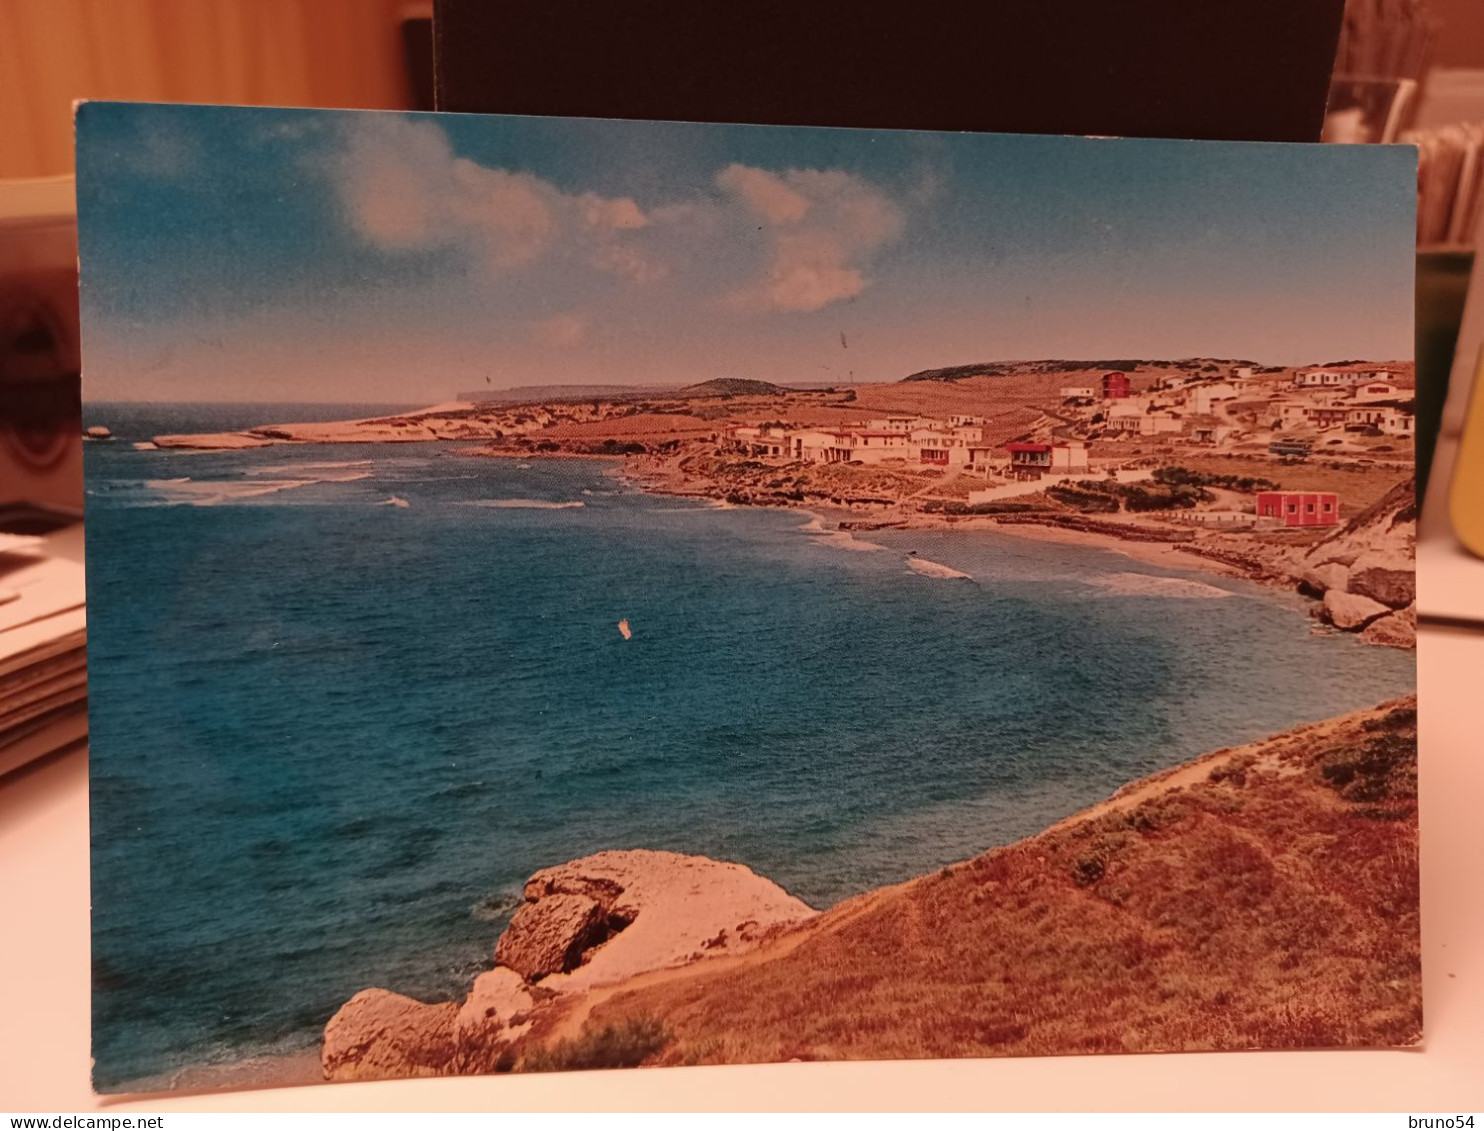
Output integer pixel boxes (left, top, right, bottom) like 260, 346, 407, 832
320, 850, 815, 1082
618, 456, 1418, 650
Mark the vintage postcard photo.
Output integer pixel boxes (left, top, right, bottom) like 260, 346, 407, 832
76, 104, 1418, 1091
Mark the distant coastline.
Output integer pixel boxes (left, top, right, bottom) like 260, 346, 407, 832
115, 384, 1416, 650
126, 413, 1272, 589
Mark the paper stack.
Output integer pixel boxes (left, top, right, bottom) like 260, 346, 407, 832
1406, 121, 1484, 249
0, 525, 86, 777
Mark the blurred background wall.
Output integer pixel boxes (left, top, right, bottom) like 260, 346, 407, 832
0, 0, 426, 181
1434, 0, 1484, 67
4, 0, 1484, 181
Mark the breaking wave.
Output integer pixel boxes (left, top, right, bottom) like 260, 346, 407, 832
908, 558, 973, 580
797, 515, 884, 552
1094, 572, 1233, 599
146, 478, 312, 505
468, 499, 585, 510
249, 460, 373, 483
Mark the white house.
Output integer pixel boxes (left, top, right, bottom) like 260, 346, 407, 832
967, 445, 1003, 469
1344, 405, 1415, 436
1060, 386, 1096, 400
842, 429, 915, 464
1052, 439, 1090, 471
1279, 403, 1311, 429
1139, 411, 1184, 436
1379, 409, 1415, 436
1294, 368, 1386, 389
1349, 380, 1403, 404
733, 425, 789, 457
1108, 402, 1182, 435
789, 429, 855, 463
912, 427, 973, 467
1002, 440, 1089, 479
1189, 383, 1239, 414
917, 445, 972, 468
1346, 406, 1388, 428
1190, 422, 1235, 445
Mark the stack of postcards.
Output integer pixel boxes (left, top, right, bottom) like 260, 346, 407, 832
0, 528, 86, 777
1408, 120, 1484, 248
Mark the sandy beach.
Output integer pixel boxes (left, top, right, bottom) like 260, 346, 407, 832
891, 511, 1248, 576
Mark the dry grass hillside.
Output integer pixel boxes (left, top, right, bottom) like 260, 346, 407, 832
1167, 455, 1412, 518
847, 370, 1133, 440
524, 699, 1419, 1068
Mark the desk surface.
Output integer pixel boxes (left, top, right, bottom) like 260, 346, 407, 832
2, 612, 1480, 1112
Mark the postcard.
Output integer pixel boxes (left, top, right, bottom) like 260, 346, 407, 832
76, 104, 1418, 1091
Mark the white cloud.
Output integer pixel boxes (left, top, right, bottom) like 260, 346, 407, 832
715, 164, 903, 313
335, 117, 652, 275
331, 120, 904, 314
591, 241, 669, 283
715, 164, 810, 224
579, 194, 648, 231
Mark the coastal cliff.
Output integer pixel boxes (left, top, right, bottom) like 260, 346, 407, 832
321, 698, 1419, 1078
1295, 481, 1417, 647
322, 850, 815, 1080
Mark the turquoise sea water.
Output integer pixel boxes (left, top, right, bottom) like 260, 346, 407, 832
84, 404, 1414, 1088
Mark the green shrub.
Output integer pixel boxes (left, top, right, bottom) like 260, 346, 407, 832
1072, 857, 1106, 886
1318, 708, 1416, 805
1153, 466, 1276, 492
1120, 484, 1208, 511
965, 501, 1040, 515
1076, 478, 1212, 511
522, 1016, 672, 1073
933, 500, 1042, 515
1046, 485, 1119, 513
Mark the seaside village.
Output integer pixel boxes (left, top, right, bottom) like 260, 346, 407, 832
139, 357, 1417, 644
728, 363, 1415, 530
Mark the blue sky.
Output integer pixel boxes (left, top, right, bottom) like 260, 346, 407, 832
75, 103, 1417, 403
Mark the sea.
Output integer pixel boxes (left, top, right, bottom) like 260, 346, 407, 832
83, 403, 1415, 1088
